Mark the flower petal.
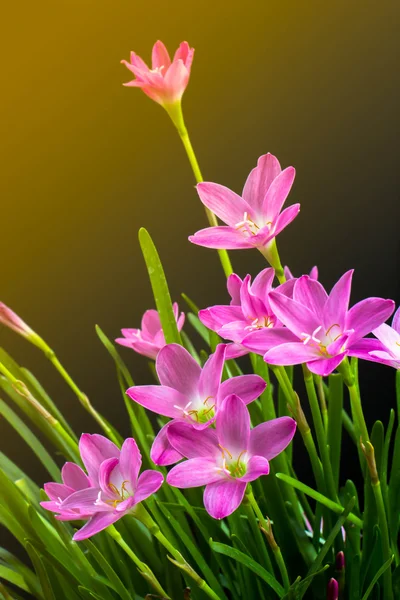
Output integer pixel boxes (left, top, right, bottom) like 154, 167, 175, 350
239, 456, 270, 482
217, 395, 250, 454
163, 59, 189, 102
218, 375, 266, 405
150, 422, 184, 466
250, 267, 275, 299
264, 342, 319, 366
372, 323, 400, 350
196, 182, 255, 227
307, 353, 346, 376
240, 275, 268, 321
141, 309, 162, 337
126, 385, 189, 419
198, 344, 226, 400
262, 166, 296, 222
268, 292, 320, 339
43, 482, 75, 502
156, 344, 201, 396
119, 438, 142, 486
249, 417, 297, 460
323, 270, 353, 332
189, 226, 254, 249
242, 327, 299, 355
116, 337, 160, 359
347, 298, 395, 341
293, 276, 328, 321
133, 470, 164, 504
227, 273, 243, 305
60, 488, 103, 512
268, 203, 300, 240
392, 307, 400, 333
199, 306, 244, 332
79, 434, 120, 483
167, 421, 219, 459
242, 153, 282, 217
151, 40, 171, 71
73, 512, 121, 541
61, 463, 90, 491
173, 42, 194, 70
203, 480, 247, 519
167, 458, 223, 488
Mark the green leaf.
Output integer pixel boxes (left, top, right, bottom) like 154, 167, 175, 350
187, 313, 210, 345
25, 542, 55, 600
327, 373, 343, 491
95, 325, 134, 387
138, 227, 181, 345
361, 555, 393, 600
82, 539, 133, 600
348, 554, 361, 600
0, 567, 31, 594
210, 539, 285, 597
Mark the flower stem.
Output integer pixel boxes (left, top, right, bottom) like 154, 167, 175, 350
246, 486, 290, 590
259, 240, 285, 284
166, 102, 233, 278
107, 525, 171, 599
135, 504, 222, 600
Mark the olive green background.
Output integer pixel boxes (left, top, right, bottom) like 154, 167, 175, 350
0, 0, 399, 491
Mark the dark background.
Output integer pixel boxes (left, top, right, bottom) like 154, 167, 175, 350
1, 0, 399, 551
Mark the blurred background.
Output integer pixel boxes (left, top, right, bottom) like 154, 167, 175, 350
0, 0, 399, 527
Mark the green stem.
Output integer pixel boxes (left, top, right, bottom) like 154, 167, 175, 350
107, 525, 170, 599
259, 240, 285, 283
338, 358, 369, 445
167, 102, 233, 278
135, 505, 222, 600
314, 374, 328, 431
241, 494, 274, 574
246, 487, 290, 590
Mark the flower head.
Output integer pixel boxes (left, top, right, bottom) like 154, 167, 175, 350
121, 40, 194, 107
166, 395, 296, 519
367, 306, 400, 369
0, 302, 35, 339
243, 270, 395, 376
116, 303, 185, 360
41, 434, 163, 541
126, 344, 266, 465
189, 153, 299, 251
199, 268, 295, 358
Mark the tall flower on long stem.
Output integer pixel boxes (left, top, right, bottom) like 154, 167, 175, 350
167, 394, 296, 519
189, 153, 299, 254
126, 344, 266, 465
243, 270, 394, 376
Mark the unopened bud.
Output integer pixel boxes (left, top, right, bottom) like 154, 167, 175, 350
327, 578, 339, 600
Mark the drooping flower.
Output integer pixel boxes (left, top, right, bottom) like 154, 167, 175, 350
41, 434, 163, 541
199, 268, 295, 358
188, 153, 299, 251
284, 265, 318, 281
121, 40, 194, 107
116, 303, 185, 360
126, 344, 266, 466
365, 306, 400, 369
167, 394, 296, 519
243, 270, 395, 376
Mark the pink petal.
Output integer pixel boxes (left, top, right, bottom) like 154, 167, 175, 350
218, 375, 266, 405
293, 276, 328, 320
167, 421, 219, 458
268, 292, 320, 339
347, 298, 395, 341
307, 353, 347, 376
60, 488, 103, 512
99, 458, 119, 497
79, 434, 120, 483
126, 385, 189, 419
198, 344, 226, 400
73, 512, 121, 541
242, 153, 282, 217
249, 417, 296, 460
61, 463, 90, 491
163, 60, 189, 103
115, 337, 160, 359
150, 422, 184, 466
133, 470, 164, 504
43, 482, 75, 502
240, 275, 268, 321
372, 323, 400, 350
199, 306, 244, 332
242, 327, 299, 354
173, 42, 194, 70
269, 203, 300, 238
225, 343, 249, 359
189, 226, 255, 249
262, 166, 296, 222
141, 309, 162, 337
310, 266, 319, 280
284, 266, 294, 280
347, 337, 386, 358
239, 456, 270, 482
119, 438, 142, 486
151, 40, 171, 71
264, 342, 319, 366
156, 344, 201, 396
196, 182, 256, 227
323, 270, 353, 332
392, 306, 400, 333
250, 268, 275, 298
227, 274, 243, 305
218, 320, 250, 343
217, 395, 250, 454
167, 458, 223, 488
274, 278, 296, 297
129, 51, 149, 71
203, 480, 247, 519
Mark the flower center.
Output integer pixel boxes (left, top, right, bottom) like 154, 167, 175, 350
149, 65, 165, 74
217, 445, 247, 478
173, 397, 216, 424
245, 315, 275, 331
94, 481, 132, 509
234, 212, 260, 236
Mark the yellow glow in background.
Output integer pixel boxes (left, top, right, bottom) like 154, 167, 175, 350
0, 0, 399, 483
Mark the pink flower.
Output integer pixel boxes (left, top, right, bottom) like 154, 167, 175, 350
126, 344, 266, 466
327, 578, 339, 600
121, 40, 194, 107
189, 153, 299, 251
116, 303, 185, 360
166, 395, 296, 519
284, 266, 318, 280
0, 302, 35, 339
366, 306, 400, 369
41, 434, 163, 541
199, 268, 295, 359
243, 270, 395, 376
